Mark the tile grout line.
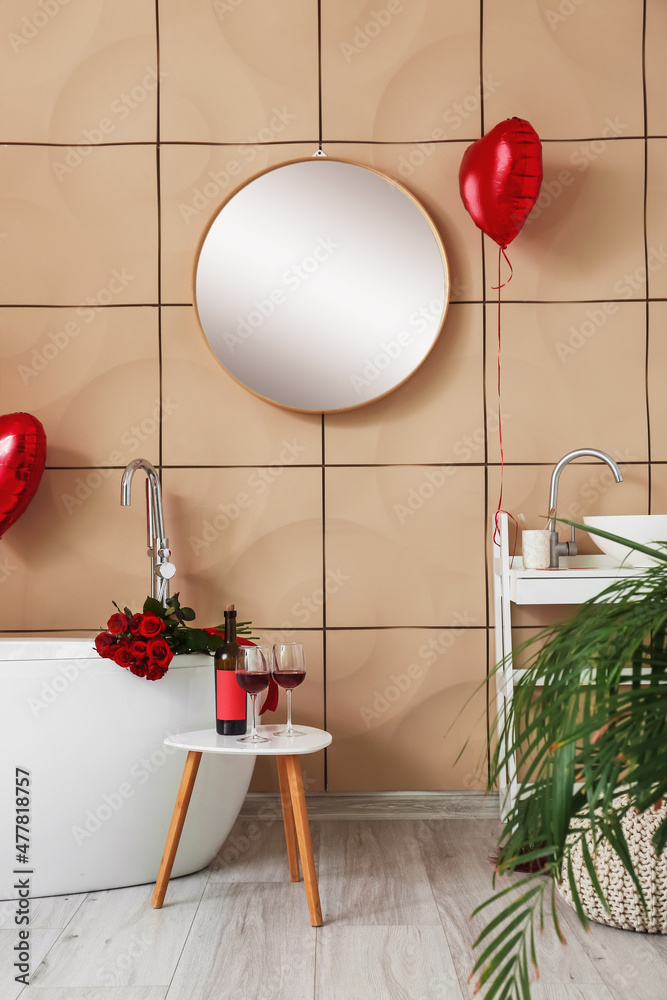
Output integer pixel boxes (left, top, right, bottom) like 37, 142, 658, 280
5, 296, 667, 308
642, 0, 652, 510
478, 0, 492, 784
321, 414, 328, 791
41, 461, 661, 471
156, 0, 163, 475
0, 134, 656, 148
479, 0, 491, 781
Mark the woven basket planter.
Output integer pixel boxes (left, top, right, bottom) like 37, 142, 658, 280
557, 796, 667, 933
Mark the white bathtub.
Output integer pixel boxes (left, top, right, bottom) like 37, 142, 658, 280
0, 639, 255, 899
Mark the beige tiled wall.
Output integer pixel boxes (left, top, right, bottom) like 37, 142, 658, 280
1, 0, 663, 793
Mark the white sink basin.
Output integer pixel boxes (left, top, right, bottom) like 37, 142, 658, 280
583, 515, 667, 566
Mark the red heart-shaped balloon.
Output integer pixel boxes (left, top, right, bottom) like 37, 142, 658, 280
0, 413, 47, 539
459, 117, 543, 249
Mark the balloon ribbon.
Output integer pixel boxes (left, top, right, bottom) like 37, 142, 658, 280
491, 246, 518, 561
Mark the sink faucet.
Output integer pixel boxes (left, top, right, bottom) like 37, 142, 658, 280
547, 448, 623, 567
120, 459, 176, 606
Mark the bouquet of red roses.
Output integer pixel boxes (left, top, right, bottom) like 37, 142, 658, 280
94, 594, 254, 681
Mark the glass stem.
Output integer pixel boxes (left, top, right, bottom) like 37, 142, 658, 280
250, 693, 258, 739
286, 689, 293, 733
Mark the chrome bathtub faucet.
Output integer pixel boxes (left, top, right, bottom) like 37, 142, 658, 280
547, 449, 623, 568
120, 459, 176, 606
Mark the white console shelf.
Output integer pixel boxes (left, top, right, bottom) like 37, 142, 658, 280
492, 512, 645, 817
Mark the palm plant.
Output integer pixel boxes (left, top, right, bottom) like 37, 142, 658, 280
473, 520, 667, 1000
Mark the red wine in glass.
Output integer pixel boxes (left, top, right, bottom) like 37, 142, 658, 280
235, 645, 272, 744
272, 643, 306, 736
236, 672, 270, 695
273, 670, 306, 690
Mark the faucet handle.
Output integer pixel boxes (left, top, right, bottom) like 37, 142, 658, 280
157, 562, 176, 580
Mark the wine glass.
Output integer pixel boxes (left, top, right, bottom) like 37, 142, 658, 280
272, 642, 306, 737
235, 645, 271, 744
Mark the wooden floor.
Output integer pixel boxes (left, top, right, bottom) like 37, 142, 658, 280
2, 818, 667, 999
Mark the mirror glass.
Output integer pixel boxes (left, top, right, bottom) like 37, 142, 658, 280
195, 158, 449, 413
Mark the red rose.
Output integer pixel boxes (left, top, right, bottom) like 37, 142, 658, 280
139, 614, 165, 638
130, 660, 147, 677
146, 663, 168, 681
130, 639, 148, 660
113, 642, 135, 669
94, 633, 117, 659
107, 612, 129, 635
129, 614, 144, 635
147, 637, 173, 669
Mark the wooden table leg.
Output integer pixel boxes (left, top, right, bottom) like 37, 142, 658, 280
284, 754, 323, 927
151, 750, 202, 908
276, 756, 300, 882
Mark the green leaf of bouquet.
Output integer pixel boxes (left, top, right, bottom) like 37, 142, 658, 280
207, 633, 223, 651
123, 606, 132, 617
143, 596, 165, 616
185, 628, 209, 651
180, 607, 196, 621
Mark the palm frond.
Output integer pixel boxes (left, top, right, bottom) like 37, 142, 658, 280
472, 523, 667, 999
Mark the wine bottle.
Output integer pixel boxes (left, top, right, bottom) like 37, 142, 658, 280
214, 604, 247, 736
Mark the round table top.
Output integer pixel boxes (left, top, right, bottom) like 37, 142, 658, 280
164, 725, 332, 756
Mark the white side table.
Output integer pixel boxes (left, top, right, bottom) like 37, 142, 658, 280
150, 725, 332, 926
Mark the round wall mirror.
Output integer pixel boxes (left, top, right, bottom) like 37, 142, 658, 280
194, 157, 449, 413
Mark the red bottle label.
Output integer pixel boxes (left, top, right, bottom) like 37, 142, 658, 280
216, 671, 246, 721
